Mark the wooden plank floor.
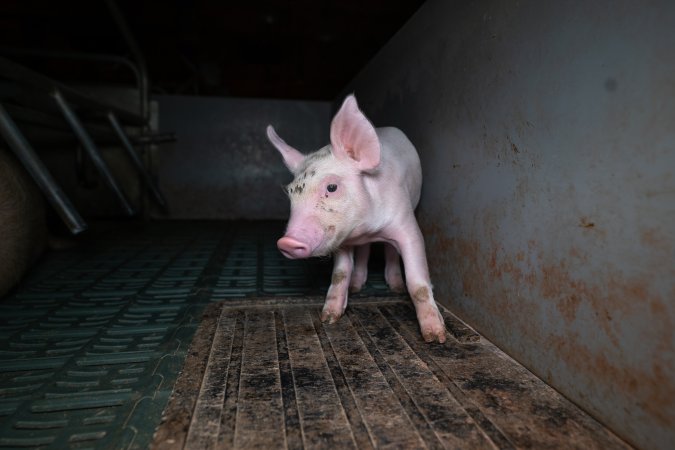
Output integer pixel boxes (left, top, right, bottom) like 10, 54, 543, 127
152, 296, 631, 450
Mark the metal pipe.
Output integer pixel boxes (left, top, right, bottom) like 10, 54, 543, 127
0, 56, 146, 126
104, 0, 148, 122
0, 47, 142, 101
0, 102, 87, 234
105, 0, 152, 216
52, 90, 136, 216
107, 111, 166, 208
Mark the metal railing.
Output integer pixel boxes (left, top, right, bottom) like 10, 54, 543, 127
0, 0, 171, 233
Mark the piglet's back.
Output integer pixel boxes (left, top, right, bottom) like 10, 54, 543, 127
375, 126, 422, 208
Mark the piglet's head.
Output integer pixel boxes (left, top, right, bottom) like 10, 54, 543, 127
266, 94, 381, 259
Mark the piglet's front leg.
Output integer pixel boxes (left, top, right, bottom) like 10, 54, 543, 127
321, 247, 353, 324
394, 221, 447, 343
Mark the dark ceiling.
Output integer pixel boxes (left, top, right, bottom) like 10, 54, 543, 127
0, 0, 425, 100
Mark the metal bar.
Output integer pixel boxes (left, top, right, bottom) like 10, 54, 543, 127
104, 0, 148, 123
132, 132, 176, 145
104, 0, 152, 217
0, 47, 144, 125
0, 102, 87, 234
52, 90, 136, 216
0, 47, 142, 97
107, 112, 166, 208
0, 56, 146, 126
106, 0, 152, 216
1, 103, 69, 130
2, 104, 118, 142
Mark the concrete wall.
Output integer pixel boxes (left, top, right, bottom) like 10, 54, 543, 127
343, 1, 675, 449
155, 95, 330, 219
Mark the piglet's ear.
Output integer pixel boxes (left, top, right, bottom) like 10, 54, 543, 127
267, 125, 305, 174
330, 95, 381, 172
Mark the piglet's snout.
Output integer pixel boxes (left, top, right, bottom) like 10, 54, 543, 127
277, 236, 311, 259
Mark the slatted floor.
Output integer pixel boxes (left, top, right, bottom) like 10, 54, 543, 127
0, 221, 630, 449
152, 298, 631, 450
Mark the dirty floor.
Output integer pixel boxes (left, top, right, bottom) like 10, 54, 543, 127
0, 221, 630, 449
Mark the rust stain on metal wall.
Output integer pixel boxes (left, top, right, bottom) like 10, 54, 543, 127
548, 334, 675, 427
420, 217, 675, 432
641, 227, 672, 251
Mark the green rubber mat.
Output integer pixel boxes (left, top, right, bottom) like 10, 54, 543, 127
0, 221, 385, 449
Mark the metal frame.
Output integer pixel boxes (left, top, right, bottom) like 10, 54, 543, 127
0, 47, 144, 122
0, 103, 87, 234
104, 0, 149, 123
52, 90, 135, 216
107, 112, 166, 208
0, 57, 146, 126
0, 1, 169, 229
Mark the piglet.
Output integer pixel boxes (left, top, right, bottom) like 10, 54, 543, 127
266, 95, 446, 343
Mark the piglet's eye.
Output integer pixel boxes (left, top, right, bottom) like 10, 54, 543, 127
327, 184, 338, 193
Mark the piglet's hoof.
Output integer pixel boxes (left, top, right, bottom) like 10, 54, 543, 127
348, 284, 363, 294
320, 309, 343, 324
421, 326, 447, 343
387, 283, 407, 294
420, 314, 447, 343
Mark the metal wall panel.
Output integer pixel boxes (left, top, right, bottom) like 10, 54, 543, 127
155, 95, 330, 219
342, 1, 675, 449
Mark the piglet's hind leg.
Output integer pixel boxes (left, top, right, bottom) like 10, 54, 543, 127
349, 244, 370, 293
384, 243, 406, 293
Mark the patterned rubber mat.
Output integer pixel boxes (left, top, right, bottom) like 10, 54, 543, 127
0, 221, 377, 449
152, 298, 630, 450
